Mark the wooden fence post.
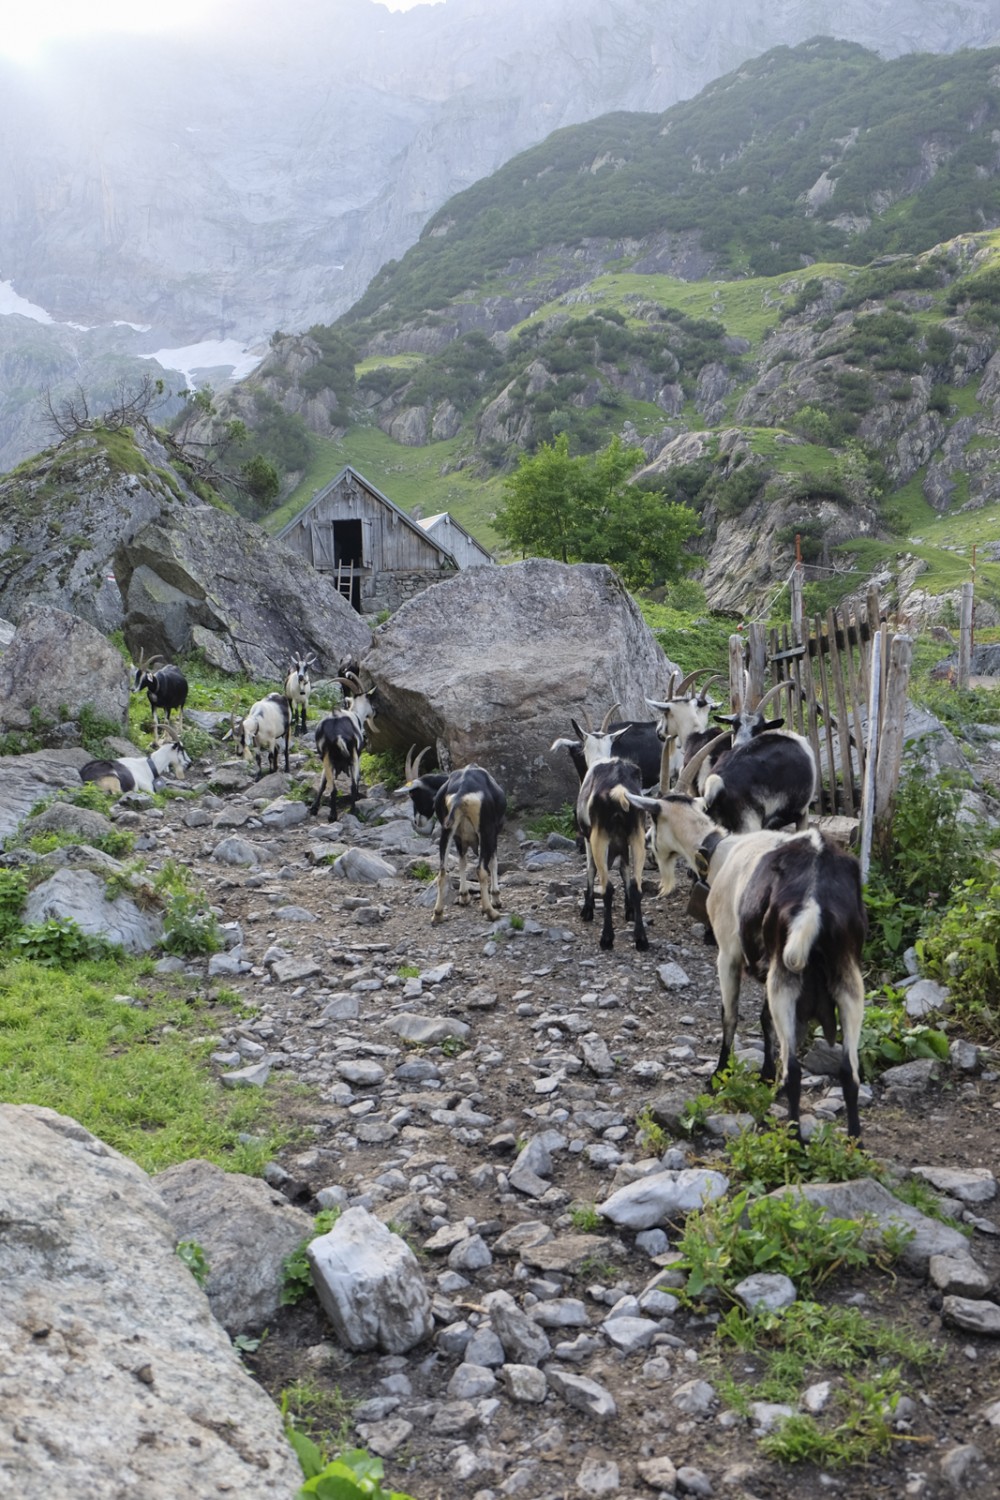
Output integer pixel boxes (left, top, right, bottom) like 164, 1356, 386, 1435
873, 633, 913, 859
859, 630, 882, 884
958, 580, 974, 689
747, 623, 767, 708
728, 634, 745, 712
790, 555, 804, 645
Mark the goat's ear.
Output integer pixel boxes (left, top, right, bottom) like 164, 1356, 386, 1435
713, 713, 737, 726
569, 718, 587, 743
763, 717, 785, 731
550, 737, 579, 752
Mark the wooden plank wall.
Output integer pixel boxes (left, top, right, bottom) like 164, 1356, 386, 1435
763, 586, 886, 819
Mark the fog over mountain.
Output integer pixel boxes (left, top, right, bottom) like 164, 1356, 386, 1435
1, 0, 998, 470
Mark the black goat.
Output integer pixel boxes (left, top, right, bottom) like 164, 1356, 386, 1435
394, 745, 449, 830
421, 765, 507, 925
131, 654, 188, 737
310, 673, 377, 822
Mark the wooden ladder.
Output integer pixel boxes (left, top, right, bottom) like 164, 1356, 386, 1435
335, 561, 353, 600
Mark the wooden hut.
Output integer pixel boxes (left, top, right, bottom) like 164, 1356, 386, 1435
416, 512, 495, 569
276, 466, 459, 613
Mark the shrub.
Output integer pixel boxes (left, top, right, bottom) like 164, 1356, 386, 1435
919, 875, 1000, 1042
281, 1209, 341, 1306
14, 917, 121, 967
0, 869, 28, 949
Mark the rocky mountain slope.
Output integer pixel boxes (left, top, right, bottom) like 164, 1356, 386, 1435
2, 1, 999, 472
203, 40, 1000, 617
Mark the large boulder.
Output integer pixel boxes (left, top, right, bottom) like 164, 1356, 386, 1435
115, 507, 372, 679
0, 431, 199, 634
0, 1104, 302, 1498
0, 604, 129, 737
362, 559, 678, 809
0, 747, 94, 850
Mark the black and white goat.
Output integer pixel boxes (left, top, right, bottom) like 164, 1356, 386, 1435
403, 764, 507, 925
627, 790, 867, 1139
310, 672, 378, 822
131, 653, 188, 737
229, 693, 291, 780
553, 712, 649, 951
645, 668, 725, 789
283, 652, 317, 732
80, 731, 191, 795
676, 685, 815, 834
393, 745, 449, 831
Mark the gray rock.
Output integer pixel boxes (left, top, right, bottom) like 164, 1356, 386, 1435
483, 1289, 552, 1366
598, 1168, 729, 1229
942, 1297, 1000, 1335
928, 1254, 994, 1298
782, 1180, 970, 1274
911, 1165, 996, 1204
116, 506, 371, 680
211, 835, 260, 867
672, 1378, 717, 1416
544, 1366, 617, 1418
499, 1364, 548, 1403
22, 868, 164, 953
0, 1105, 301, 1497
307, 1207, 434, 1354
0, 605, 129, 736
334, 848, 397, 882
362, 559, 678, 809
383, 1013, 471, 1046
734, 1272, 797, 1314
904, 977, 950, 1018
154, 1157, 312, 1334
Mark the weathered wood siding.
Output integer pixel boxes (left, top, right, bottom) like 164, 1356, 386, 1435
421, 515, 494, 569
281, 471, 449, 573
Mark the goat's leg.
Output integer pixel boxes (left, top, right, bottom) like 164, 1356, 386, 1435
759, 999, 778, 1084
713, 947, 743, 1081
766, 967, 803, 1138
478, 828, 501, 919
581, 839, 597, 923
628, 829, 649, 951
456, 839, 471, 905
431, 828, 452, 924
836, 960, 866, 1140
282, 727, 291, 772
600, 881, 616, 950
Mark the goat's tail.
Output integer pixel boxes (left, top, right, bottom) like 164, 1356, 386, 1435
609, 785, 632, 812
783, 897, 822, 972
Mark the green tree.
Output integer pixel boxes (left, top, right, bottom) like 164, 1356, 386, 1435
495, 432, 699, 590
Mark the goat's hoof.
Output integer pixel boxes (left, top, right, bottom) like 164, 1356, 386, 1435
600, 937, 614, 951
581, 908, 594, 924
431, 912, 443, 926
635, 937, 650, 952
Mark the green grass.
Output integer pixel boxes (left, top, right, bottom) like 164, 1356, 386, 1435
264, 429, 504, 550
0, 954, 289, 1173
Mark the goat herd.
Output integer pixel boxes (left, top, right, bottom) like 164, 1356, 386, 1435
78, 655, 867, 1142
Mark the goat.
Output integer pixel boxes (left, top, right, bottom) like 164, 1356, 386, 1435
80, 731, 191, 796
416, 765, 507, 925
552, 701, 668, 794
554, 712, 649, 951
229, 693, 291, 780
676, 686, 815, 835
393, 745, 449, 831
131, 652, 188, 737
283, 652, 317, 732
310, 672, 378, 822
645, 668, 725, 789
626, 790, 867, 1139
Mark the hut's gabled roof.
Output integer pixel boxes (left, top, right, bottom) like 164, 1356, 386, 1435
277, 465, 458, 567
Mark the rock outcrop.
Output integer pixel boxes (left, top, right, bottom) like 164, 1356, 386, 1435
0, 604, 129, 737
362, 558, 678, 809
115, 507, 372, 680
0, 1104, 302, 1499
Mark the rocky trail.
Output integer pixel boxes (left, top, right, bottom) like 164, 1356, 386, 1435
108, 720, 1000, 1500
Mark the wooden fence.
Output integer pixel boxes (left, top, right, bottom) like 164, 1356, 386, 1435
730, 582, 913, 878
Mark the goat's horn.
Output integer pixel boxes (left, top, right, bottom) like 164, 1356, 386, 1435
337, 670, 365, 692
675, 730, 731, 794
754, 678, 796, 713
695, 673, 724, 699
676, 666, 716, 694
404, 744, 431, 781
600, 702, 622, 733
664, 670, 678, 700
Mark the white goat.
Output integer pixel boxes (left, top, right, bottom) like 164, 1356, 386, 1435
80, 733, 191, 795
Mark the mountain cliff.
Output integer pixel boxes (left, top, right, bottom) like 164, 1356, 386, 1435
1, 0, 999, 472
